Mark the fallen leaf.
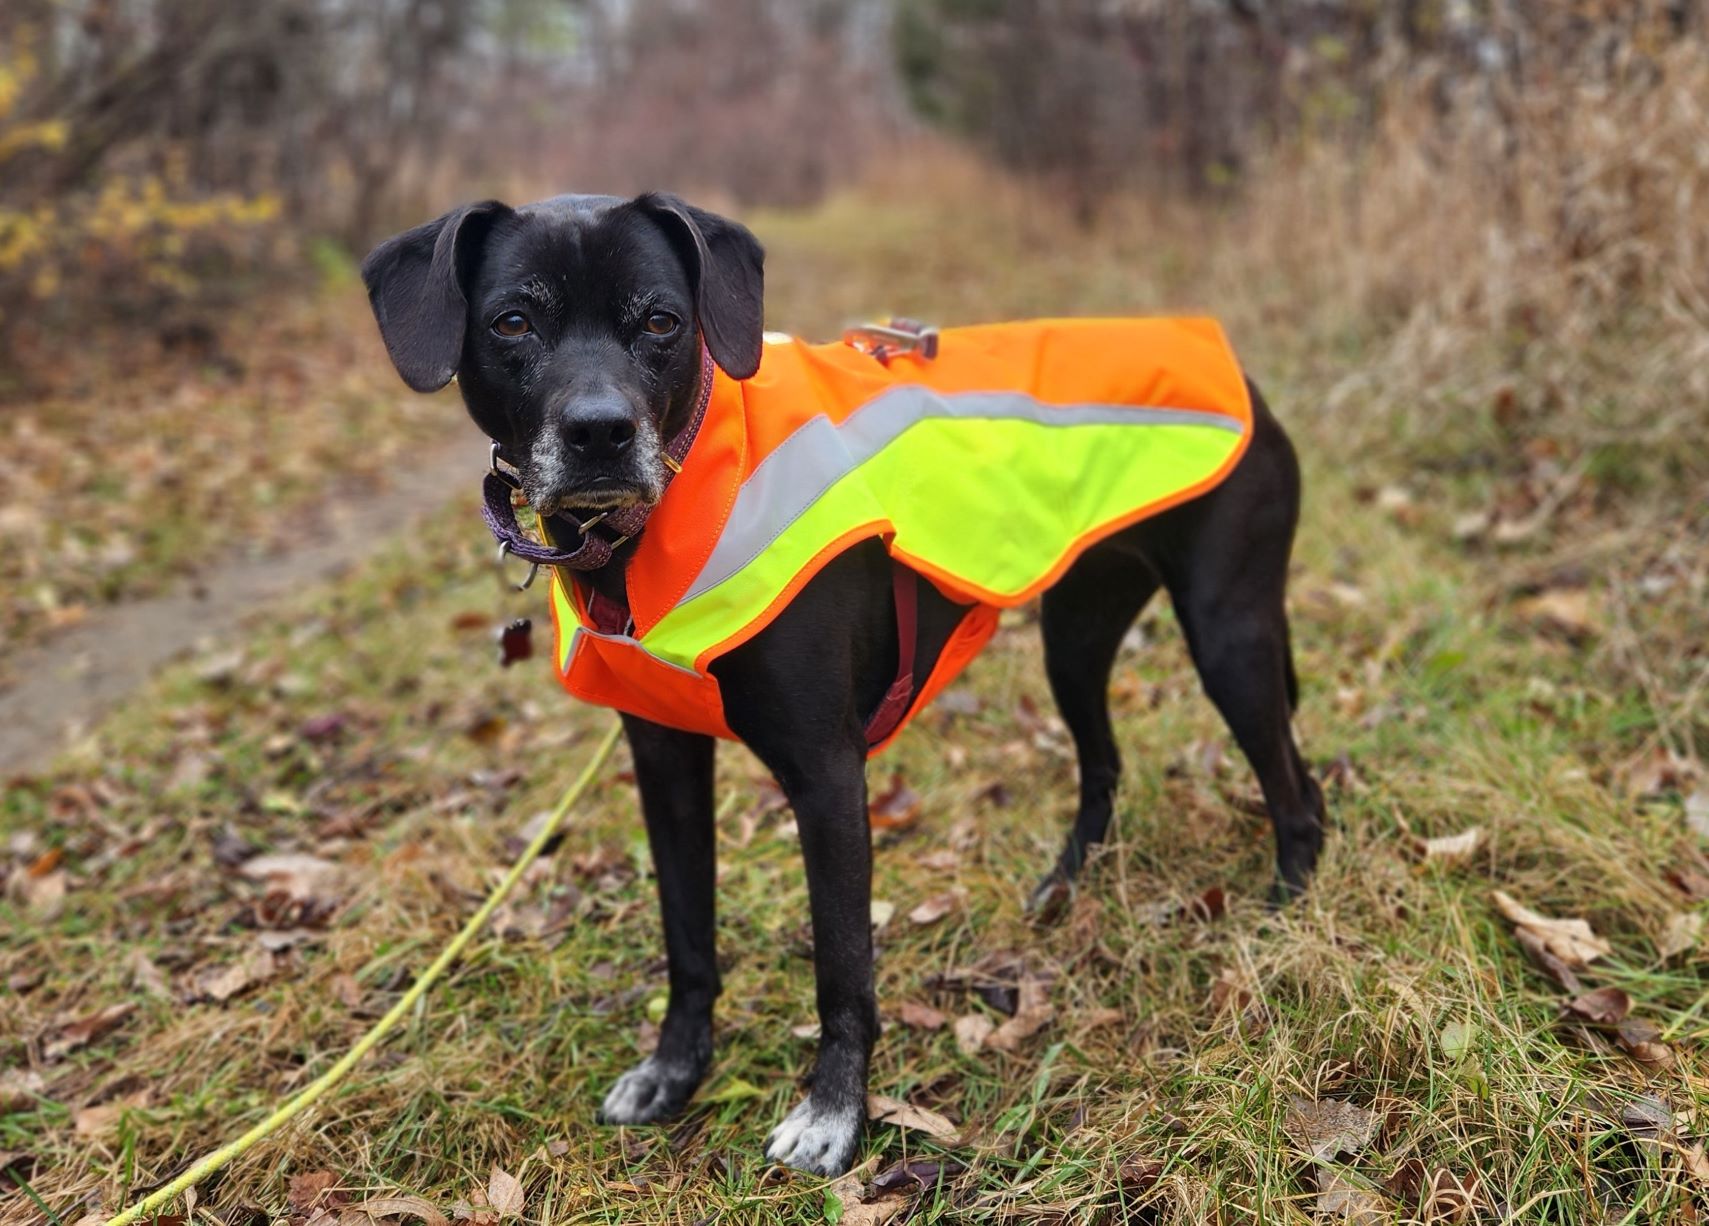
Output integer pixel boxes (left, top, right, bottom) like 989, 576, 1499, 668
130, 951, 173, 999
1623, 749, 1697, 801
0, 1070, 45, 1113
824, 1168, 907, 1226
43, 1002, 136, 1061
1621, 1094, 1672, 1140
871, 1156, 968, 1196
486, 1167, 524, 1217
1562, 987, 1631, 1025
189, 945, 281, 1003
288, 1171, 343, 1218
1417, 826, 1485, 864
1383, 1158, 1426, 1203
1316, 1169, 1388, 1225
867, 1094, 962, 1144
1117, 1156, 1163, 1197
239, 852, 343, 901
1516, 588, 1600, 640
869, 900, 896, 933
1421, 1168, 1483, 1222
869, 774, 922, 830
1451, 508, 1492, 542
449, 1195, 493, 1226
21, 869, 66, 916
74, 1093, 149, 1137
908, 890, 962, 926
1081, 1007, 1125, 1031
1675, 1142, 1709, 1186
952, 1014, 993, 1055
927, 950, 1046, 1016
331, 973, 365, 1010
1492, 890, 1611, 989
1283, 1097, 1378, 1162
298, 712, 348, 744
1665, 858, 1709, 901
896, 1000, 946, 1030
1439, 1020, 1476, 1061
211, 828, 258, 869
1207, 968, 1254, 1016
1188, 885, 1227, 922
353, 1195, 449, 1226
1615, 1017, 1675, 1066
1687, 787, 1709, 839
983, 977, 1054, 1052
1659, 911, 1702, 959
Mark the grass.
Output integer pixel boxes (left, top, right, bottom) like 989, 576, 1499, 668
3, 181, 1708, 1224
0, 286, 458, 674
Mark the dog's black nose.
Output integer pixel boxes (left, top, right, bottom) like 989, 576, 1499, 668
563, 403, 637, 459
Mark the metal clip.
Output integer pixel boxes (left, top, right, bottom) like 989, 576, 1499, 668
495, 539, 540, 591
842, 317, 939, 364
578, 511, 607, 533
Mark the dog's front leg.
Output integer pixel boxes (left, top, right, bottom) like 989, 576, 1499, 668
597, 714, 719, 1125
758, 735, 875, 1176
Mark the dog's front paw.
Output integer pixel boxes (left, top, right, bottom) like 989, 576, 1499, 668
597, 1055, 702, 1125
764, 1095, 862, 1176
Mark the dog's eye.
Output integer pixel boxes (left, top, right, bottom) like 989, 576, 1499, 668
643, 312, 679, 337
492, 311, 531, 338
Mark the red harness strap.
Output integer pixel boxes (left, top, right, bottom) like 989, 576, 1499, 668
863, 562, 918, 747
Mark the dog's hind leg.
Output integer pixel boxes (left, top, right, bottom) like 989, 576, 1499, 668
1027, 544, 1161, 913
1175, 587, 1324, 898
1165, 402, 1325, 898
598, 715, 719, 1125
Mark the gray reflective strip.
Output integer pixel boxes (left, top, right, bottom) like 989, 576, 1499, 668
562, 625, 702, 677
680, 387, 1243, 605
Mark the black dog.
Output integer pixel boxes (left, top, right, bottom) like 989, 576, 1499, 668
362, 192, 1324, 1176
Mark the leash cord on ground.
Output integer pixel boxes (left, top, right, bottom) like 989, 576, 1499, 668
101, 718, 625, 1226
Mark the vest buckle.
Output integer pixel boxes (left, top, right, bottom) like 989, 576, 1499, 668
843, 317, 939, 365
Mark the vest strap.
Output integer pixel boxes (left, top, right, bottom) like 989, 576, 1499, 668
863, 561, 918, 747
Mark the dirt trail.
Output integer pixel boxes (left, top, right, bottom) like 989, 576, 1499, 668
0, 426, 487, 775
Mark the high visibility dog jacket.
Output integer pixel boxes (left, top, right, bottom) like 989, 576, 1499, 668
547, 317, 1253, 752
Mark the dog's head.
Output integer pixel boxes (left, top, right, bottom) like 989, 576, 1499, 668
361, 193, 764, 516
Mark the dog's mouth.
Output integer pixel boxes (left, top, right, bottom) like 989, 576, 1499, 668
527, 474, 661, 518
524, 422, 669, 519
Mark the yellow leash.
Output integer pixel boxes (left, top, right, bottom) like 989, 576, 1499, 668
102, 719, 624, 1226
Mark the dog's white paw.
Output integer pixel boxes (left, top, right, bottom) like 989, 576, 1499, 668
597, 1055, 696, 1125
764, 1095, 862, 1176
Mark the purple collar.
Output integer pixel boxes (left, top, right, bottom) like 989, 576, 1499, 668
480, 346, 714, 588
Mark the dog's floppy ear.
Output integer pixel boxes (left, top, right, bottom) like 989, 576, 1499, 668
634, 193, 765, 380
360, 200, 510, 393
